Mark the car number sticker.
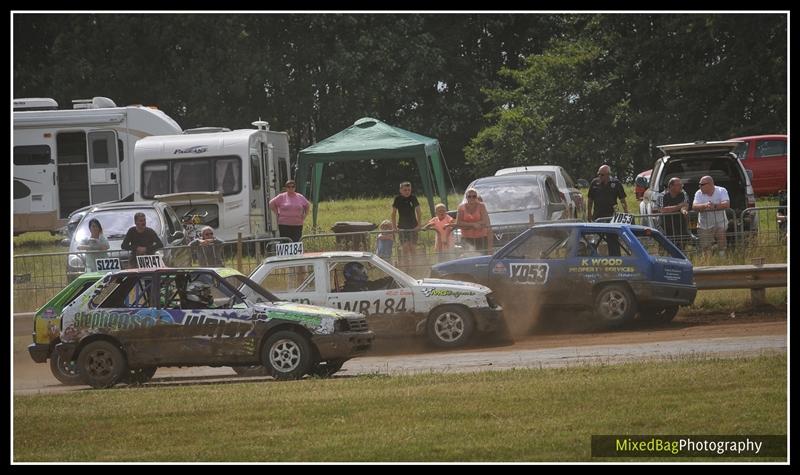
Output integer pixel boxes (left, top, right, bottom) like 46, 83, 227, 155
95, 258, 121, 271
612, 212, 634, 224
136, 255, 163, 268
509, 263, 549, 284
276, 242, 304, 256
334, 297, 408, 315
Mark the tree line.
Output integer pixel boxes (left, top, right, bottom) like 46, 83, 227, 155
14, 13, 786, 197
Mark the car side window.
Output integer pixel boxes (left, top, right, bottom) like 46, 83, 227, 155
509, 228, 571, 259
755, 140, 786, 158
97, 274, 154, 308
259, 264, 316, 293
582, 232, 631, 257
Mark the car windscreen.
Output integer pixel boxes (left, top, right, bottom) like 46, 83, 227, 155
75, 209, 163, 243
473, 183, 543, 212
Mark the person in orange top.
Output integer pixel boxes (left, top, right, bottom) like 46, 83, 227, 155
422, 203, 454, 262
454, 188, 491, 252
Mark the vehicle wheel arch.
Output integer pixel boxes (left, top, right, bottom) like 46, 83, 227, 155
591, 281, 638, 328
258, 323, 318, 364
74, 334, 128, 365
426, 303, 476, 348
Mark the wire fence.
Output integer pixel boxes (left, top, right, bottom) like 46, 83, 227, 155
13, 207, 786, 313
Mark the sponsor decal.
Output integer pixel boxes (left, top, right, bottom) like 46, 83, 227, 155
174, 145, 208, 154
509, 263, 549, 284
568, 257, 637, 273
420, 288, 475, 298
492, 262, 507, 274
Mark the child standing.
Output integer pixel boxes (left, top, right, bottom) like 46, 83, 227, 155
423, 203, 454, 262
375, 219, 394, 261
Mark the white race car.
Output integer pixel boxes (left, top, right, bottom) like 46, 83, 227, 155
249, 252, 504, 348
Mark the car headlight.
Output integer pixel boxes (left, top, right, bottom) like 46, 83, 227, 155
68, 254, 85, 270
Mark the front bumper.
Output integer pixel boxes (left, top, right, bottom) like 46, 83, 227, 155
313, 331, 375, 360
629, 281, 697, 306
472, 306, 505, 333
27, 343, 50, 363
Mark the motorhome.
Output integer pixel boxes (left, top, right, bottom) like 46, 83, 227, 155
13, 96, 182, 234
134, 123, 291, 241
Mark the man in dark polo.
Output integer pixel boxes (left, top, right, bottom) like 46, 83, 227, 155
587, 164, 628, 222
587, 164, 628, 256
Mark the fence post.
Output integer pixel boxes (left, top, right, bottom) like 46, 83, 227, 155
750, 257, 767, 306
236, 232, 243, 273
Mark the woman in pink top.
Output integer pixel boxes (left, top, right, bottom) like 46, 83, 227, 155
423, 203, 454, 261
454, 188, 491, 251
268, 180, 310, 242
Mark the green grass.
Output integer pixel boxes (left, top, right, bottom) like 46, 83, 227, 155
13, 354, 786, 462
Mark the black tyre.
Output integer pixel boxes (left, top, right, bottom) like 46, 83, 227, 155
262, 331, 313, 380
231, 365, 270, 377
49, 351, 83, 386
311, 359, 346, 378
593, 284, 637, 328
426, 305, 475, 348
640, 306, 679, 324
77, 340, 128, 389
123, 367, 157, 385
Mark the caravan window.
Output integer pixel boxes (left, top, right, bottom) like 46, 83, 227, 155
250, 154, 261, 190
14, 145, 51, 166
141, 156, 242, 198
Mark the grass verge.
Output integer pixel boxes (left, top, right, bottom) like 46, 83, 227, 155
14, 353, 786, 462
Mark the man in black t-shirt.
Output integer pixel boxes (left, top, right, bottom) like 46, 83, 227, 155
120, 212, 164, 268
391, 181, 421, 269
587, 164, 628, 222
654, 177, 690, 250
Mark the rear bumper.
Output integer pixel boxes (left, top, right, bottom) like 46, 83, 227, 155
313, 331, 375, 360
629, 281, 697, 306
27, 343, 50, 363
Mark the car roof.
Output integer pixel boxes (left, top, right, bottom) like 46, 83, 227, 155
657, 141, 741, 156
727, 134, 787, 141
98, 267, 243, 275
531, 222, 653, 232
471, 174, 549, 186
263, 251, 373, 263
86, 200, 161, 212
495, 165, 560, 175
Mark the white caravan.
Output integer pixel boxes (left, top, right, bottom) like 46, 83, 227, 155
13, 96, 182, 234
134, 123, 291, 241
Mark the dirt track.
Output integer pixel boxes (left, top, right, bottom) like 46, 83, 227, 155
13, 310, 787, 396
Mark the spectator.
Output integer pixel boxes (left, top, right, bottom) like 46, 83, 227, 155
269, 180, 310, 243
692, 175, 730, 257
120, 212, 164, 268
454, 188, 491, 252
423, 203, 454, 262
654, 177, 690, 250
587, 164, 628, 222
375, 219, 394, 261
189, 226, 224, 267
777, 190, 787, 237
76, 218, 110, 271
391, 181, 421, 268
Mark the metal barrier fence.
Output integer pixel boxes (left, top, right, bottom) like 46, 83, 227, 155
13, 211, 787, 313
595, 206, 786, 260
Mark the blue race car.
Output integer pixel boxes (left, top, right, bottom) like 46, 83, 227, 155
431, 223, 697, 328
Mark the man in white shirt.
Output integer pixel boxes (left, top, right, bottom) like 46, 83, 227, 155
692, 176, 730, 257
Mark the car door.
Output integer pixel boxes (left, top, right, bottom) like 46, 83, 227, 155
752, 138, 787, 195
158, 270, 254, 365
488, 226, 573, 310
325, 259, 415, 336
